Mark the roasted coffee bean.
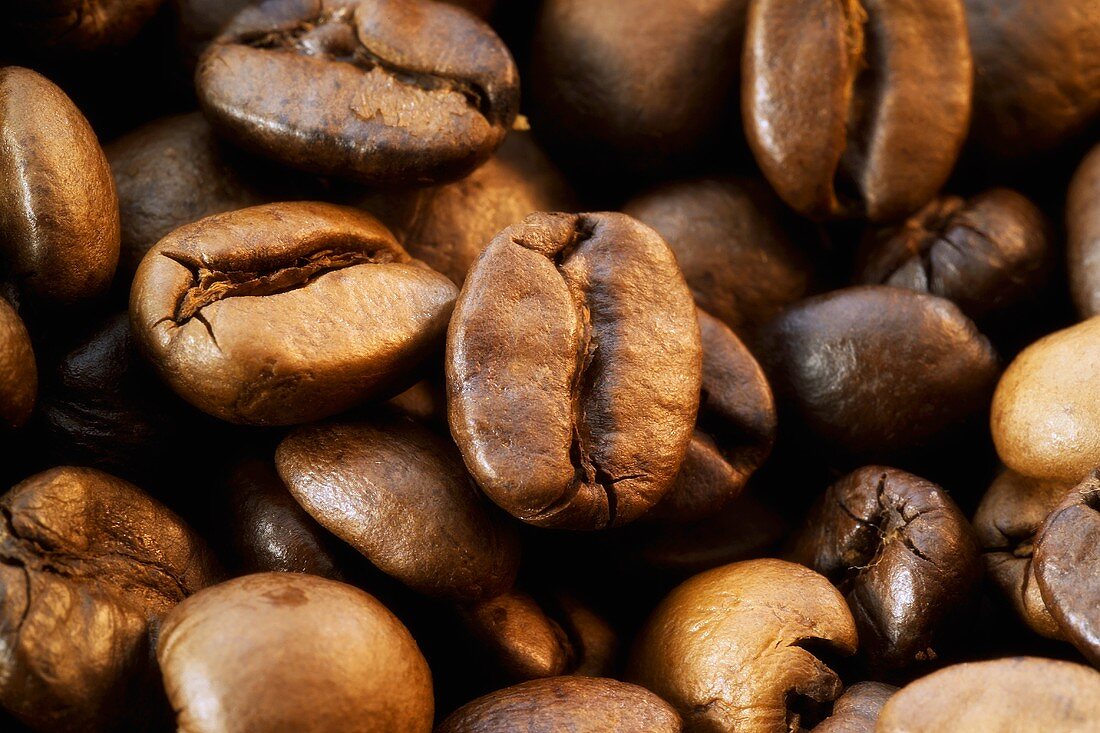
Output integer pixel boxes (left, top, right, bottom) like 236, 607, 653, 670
157, 572, 433, 733
788, 467, 981, 672
877, 657, 1100, 731
856, 189, 1051, 321
965, 0, 1100, 160
646, 309, 775, 524
3, 0, 164, 55
195, 0, 519, 186
743, 0, 972, 221
276, 414, 520, 601
131, 201, 457, 425
0, 297, 35, 430
0, 467, 217, 732
530, 0, 746, 175
447, 212, 702, 529
437, 677, 683, 733
1068, 141, 1100, 318
992, 317, 1100, 483
812, 681, 896, 733
0, 67, 119, 304
623, 177, 818, 341
760, 286, 999, 458
629, 558, 858, 733
973, 469, 1072, 639
1034, 469, 1100, 665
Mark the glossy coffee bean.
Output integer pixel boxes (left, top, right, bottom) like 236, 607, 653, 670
0, 467, 217, 732
623, 177, 818, 340
157, 572, 433, 733
0, 297, 35, 430
743, 0, 972, 221
1034, 469, 1100, 665
195, 0, 519, 186
812, 681, 896, 733
788, 467, 981, 672
447, 212, 701, 529
973, 469, 1071, 638
0, 67, 119, 304
856, 189, 1050, 321
760, 286, 999, 458
629, 558, 857, 733
965, 0, 1100, 159
437, 677, 683, 733
992, 316, 1100, 482
1068, 141, 1100, 318
2, 0, 164, 55
276, 415, 520, 601
131, 201, 457, 425
877, 657, 1100, 732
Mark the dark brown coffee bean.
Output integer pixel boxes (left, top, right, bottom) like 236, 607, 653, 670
0, 467, 218, 732
623, 177, 818, 341
812, 681, 896, 733
629, 559, 857, 733
437, 677, 683, 733
3, 0, 164, 55
386, 377, 448, 426
743, 0, 972, 221
530, 0, 747, 174
788, 467, 981, 672
973, 469, 1071, 639
647, 309, 776, 524
195, 0, 519, 186
276, 414, 520, 601
877, 657, 1100, 731
446, 212, 702, 530
965, 0, 1100, 160
0, 67, 119, 304
131, 201, 457, 425
157, 572, 433, 733
0, 297, 35, 430
759, 286, 999, 458
856, 189, 1051, 320
1034, 469, 1100, 666
1068, 142, 1100, 318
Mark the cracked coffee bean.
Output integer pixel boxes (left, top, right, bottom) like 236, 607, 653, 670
276, 413, 521, 601
446, 211, 702, 530
0, 66, 119, 305
0, 297, 35, 431
973, 469, 1072, 639
157, 572, 434, 733
812, 681, 896, 733
743, 0, 972, 221
438, 677, 683, 733
1034, 469, 1100, 665
788, 466, 981, 673
856, 189, 1051, 321
1068, 141, 1100, 318
877, 658, 1100, 731
130, 201, 457, 425
195, 0, 519, 186
628, 558, 858, 733
0, 467, 218, 733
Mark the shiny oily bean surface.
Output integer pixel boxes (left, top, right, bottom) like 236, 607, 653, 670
876, 657, 1100, 732
437, 676, 683, 733
157, 572, 433, 733
811, 681, 896, 733
1068, 141, 1100, 318
195, 0, 518, 186
0, 67, 119, 304
277, 415, 520, 601
629, 558, 858, 733
447, 212, 701, 530
0, 298, 35, 430
131, 201, 457, 425
743, 0, 971, 221
0, 467, 217, 733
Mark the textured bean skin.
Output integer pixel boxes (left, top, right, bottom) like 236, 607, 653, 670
0, 298, 35, 430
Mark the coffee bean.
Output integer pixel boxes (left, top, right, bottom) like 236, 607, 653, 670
157, 572, 433, 733
131, 201, 457, 425
813, 681, 897, 733
195, 0, 519, 186
446, 211, 702, 529
1068, 141, 1100, 318
3, 0, 164, 56
0, 297, 35, 430
743, 0, 972, 220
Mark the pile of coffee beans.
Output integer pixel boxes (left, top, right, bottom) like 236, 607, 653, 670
2, 0, 1100, 731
